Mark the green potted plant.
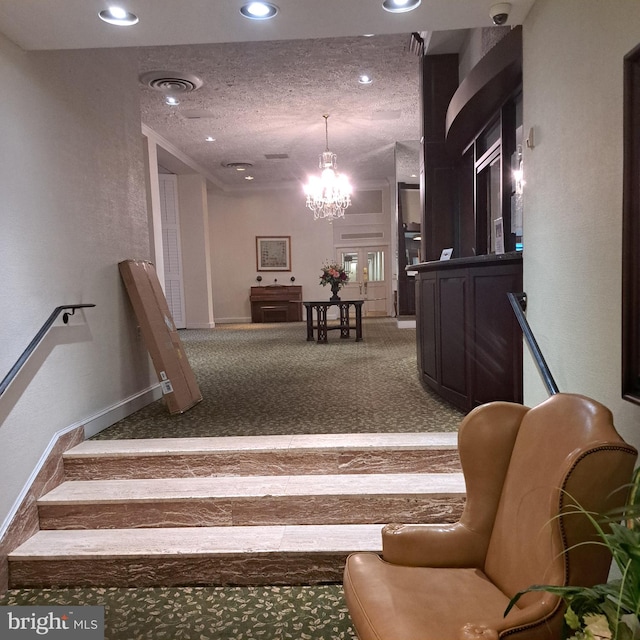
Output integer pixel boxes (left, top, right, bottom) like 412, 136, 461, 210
506, 467, 640, 640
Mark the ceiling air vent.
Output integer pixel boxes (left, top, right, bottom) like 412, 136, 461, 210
265, 153, 289, 160
139, 71, 203, 94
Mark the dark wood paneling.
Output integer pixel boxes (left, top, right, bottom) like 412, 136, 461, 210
420, 275, 438, 382
414, 254, 522, 412
445, 26, 522, 155
439, 274, 467, 396
470, 269, 523, 405
421, 54, 459, 263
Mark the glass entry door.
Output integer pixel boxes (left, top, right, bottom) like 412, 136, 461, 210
337, 247, 387, 316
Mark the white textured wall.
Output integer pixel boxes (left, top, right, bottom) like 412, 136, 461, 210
208, 189, 334, 322
522, 1, 640, 451
0, 35, 154, 524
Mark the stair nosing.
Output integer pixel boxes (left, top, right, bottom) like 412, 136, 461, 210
9, 524, 385, 559
64, 433, 458, 458
38, 472, 466, 505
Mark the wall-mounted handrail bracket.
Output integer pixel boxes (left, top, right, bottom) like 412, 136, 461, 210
62, 304, 94, 324
508, 292, 559, 396
0, 304, 96, 397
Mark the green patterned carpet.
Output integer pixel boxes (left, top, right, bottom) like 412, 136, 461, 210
0, 585, 355, 639
94, 319, 463, 439
1, 319, 464, 638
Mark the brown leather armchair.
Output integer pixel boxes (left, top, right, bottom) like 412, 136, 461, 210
343, 394, 638, 640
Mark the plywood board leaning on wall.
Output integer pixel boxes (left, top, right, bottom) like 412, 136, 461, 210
119, 259, 202, 414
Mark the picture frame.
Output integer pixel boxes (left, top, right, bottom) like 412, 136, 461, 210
256, 236, 291, 271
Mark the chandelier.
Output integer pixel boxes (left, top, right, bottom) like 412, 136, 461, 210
304, 115, 352, 221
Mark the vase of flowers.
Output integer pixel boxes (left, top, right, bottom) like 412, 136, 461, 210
320, 262, 349, 301
506, 467, 640, 640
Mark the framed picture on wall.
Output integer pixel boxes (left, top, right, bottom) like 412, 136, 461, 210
256, 236, 291, 271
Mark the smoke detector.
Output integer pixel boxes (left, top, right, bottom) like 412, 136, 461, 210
139, 71, 203, 94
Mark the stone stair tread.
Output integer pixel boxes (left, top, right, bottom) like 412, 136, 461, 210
64, 432, 458, 458
9, 524, 384, 559
39, 473, 465, 504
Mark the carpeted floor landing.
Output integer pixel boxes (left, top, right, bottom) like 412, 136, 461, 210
94, 318, 463, 440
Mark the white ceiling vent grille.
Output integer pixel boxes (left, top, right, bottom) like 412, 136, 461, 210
139, 71, 203, 94
340, 232, 385, 240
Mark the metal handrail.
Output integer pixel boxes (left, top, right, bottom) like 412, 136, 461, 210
0, 304, 96, 397
508, 292, 559, 396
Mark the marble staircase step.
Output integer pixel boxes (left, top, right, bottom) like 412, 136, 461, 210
63, 433, 460, 480
37, 472, 466, 529
9, 524, 385, 588
10, 432, 464, 588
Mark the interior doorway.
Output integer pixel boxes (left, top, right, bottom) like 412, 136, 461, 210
337, 246, 388, 317
158, 173, 186, 329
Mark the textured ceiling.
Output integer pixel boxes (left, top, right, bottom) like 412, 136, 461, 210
0, 0, 535, 191
139, 34, 421, 190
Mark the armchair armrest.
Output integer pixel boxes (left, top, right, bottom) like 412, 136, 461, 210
382, 522, 488, 567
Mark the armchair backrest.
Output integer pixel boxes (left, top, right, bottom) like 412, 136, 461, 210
483, 394, 637, 609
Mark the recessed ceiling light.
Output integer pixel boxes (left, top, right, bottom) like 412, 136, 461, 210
245, 175, 255, 181
205, 136, 216, 142
358, 74, 373, 85
382, 0, 421, 13
98, 6, 139, 25
240, 2, 278, 20
165, 96, 180, 106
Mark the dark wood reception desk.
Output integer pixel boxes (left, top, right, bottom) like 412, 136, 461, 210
413, 252, 523, 412
250, 285, 302, 323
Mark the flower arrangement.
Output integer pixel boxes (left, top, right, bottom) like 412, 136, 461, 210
506, 467, 640, 640
319, 262, 349, 289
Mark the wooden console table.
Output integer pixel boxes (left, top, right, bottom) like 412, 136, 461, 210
303, 300, 364, 343
250, 285, 302, 323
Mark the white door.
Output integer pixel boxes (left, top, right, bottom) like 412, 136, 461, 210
337, 247, 388, 317
159, 174, 186, 329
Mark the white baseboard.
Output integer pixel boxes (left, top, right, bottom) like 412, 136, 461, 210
0, 384, 162, 540
396, 318, 416, 329
215, 317, 252, 324
185, 322, 216, 329
83, 384, 162, 439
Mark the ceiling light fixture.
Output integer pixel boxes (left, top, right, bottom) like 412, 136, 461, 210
222, 161, 254, 172
165, 96, 180, 106
381, 0, 421, 13
304, 114, 352, 222
240, 2, 278, 20
205, 136, 216, 142
358, 74, 373, 85
98, 6, 139, 25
